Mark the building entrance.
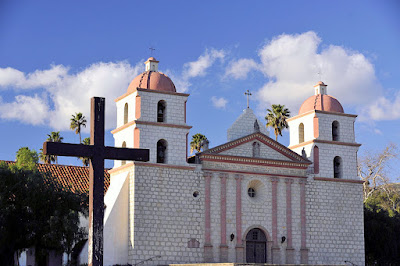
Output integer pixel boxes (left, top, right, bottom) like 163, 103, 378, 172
246, 228, 267, 263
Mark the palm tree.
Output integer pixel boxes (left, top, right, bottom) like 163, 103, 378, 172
39, 148, 55, 164
79, 137, 90, 166
46, 131, 64, 164
190, 133, 208, 154
265, 104, 291, 141
70, 112, 87, 143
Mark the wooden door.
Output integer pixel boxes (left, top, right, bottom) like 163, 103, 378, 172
246, 228, 267, 263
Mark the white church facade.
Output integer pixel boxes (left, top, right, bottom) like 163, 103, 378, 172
79, 57, 365, 265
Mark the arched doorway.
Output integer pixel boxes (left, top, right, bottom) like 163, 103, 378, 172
246, 228, 267, 263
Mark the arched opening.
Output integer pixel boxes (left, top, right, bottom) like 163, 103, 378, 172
252, 142, 260, 157
313, 146, 319, 174
157, 100, 166, 122
124, 103, 128, 124
157, 139, 167, 163
121, 141, 127, 165
246, 228, 267, 263
333, 156, 342, 178
299, 123, 305, 143
332, 121, 339, 141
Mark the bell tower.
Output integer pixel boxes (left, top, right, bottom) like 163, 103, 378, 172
111, 57, 191, 167
287, 82, 361, 179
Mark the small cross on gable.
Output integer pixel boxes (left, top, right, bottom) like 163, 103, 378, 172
43, 97, 149, 266
245, 89, 252, 108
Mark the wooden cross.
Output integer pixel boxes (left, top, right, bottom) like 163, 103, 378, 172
244, 89, 252, 108
43, 97, 149, 266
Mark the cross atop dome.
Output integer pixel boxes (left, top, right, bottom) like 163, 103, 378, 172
145, 57, 159, 72
314, 81, 327, 95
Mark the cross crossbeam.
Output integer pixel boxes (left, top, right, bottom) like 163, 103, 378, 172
43, 97, 149, 266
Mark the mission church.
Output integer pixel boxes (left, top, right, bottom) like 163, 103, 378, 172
77, 57, 365, 265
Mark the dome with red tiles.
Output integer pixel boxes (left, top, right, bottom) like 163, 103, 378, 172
298, 82, 344, 115
127, 57, 176, 93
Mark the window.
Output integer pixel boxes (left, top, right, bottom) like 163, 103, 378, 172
248, 187, 256, 198
157, 100, 166, 122
299, 123, 304, 143
333, 156, 342, 178
332, 121, 339, 141
157, 139, 167, 163
124, 103, 128, 124
313, 146, 319, 174
121, 141, 127, 165
252, 142, 260, 157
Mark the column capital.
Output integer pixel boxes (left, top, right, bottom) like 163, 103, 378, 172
219, 172, 228, 179
299, 179, 307, 185
203, 172, 212, 179
235, 174, 243, 180
270, 177, 279, 184
285, 178, 294, 184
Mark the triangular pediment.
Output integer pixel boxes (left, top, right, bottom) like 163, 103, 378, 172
201, 132, 310, 165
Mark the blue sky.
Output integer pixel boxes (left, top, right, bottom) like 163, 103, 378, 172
0, 0, 399, 168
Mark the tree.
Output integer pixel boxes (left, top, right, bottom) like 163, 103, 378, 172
46, 131, 64, 164
358, 143, 398, 203
39, 148, 55, 164
15, 147, 38, 171
0, 162, 87, 265
265, 104, 291, 141
79, 137, 90, 166
190, 133, 208, 154
70, 112, 87, 143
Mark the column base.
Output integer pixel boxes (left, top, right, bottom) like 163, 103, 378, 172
300, 248, 309, 264
204, 244, 213, 263
219, 244, 228, 262
285, 247, 295, 264
271, 245, 281, 264
235, 244, 244, 263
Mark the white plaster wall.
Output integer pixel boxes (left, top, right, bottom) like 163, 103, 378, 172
116, 92, 137, 128
307, 179, 365, 265
112, 124, 135, 168
79, 171, 130, 265
138, 91, 188, 125
288, 113, 315, 147
218, 141, 289, 161
128, 165, 204, 264
137, 124, 189, 166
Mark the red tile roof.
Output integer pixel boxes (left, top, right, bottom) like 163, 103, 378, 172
1, 161, 110, 195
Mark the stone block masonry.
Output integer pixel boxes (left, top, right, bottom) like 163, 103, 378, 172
128, 164, 205, 265
306, 178, 365, 265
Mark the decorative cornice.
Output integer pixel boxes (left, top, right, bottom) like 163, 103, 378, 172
114, 91, 136, 102
287, 109, 357, 121
200, 154, 310, 169
314, 176, 364, 184
136, 87, 190, 97
289, 139, 361, 150
111, 120, 192, 134
133, 161, 195, 170
202, 132, 310, 164
201, 168, 308, 179
111, 121, 135, 134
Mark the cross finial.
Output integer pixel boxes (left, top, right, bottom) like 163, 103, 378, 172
149, 47, 156, 56
244, 90, 252, 108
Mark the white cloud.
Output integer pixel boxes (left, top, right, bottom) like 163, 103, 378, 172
228, 31, 389, 121
0, 94, 49, 125
168, 48, 227, 93
183, 48, 226, 78
0, 61, 142, 130
211, 96, 228, 109
224, 58, 259, 79
360, 91, 400, 121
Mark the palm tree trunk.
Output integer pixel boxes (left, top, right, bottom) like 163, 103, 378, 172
79, 131, 82, 144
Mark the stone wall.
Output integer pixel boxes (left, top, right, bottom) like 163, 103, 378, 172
128, 164, 204, 265
306, 178, 365, 265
